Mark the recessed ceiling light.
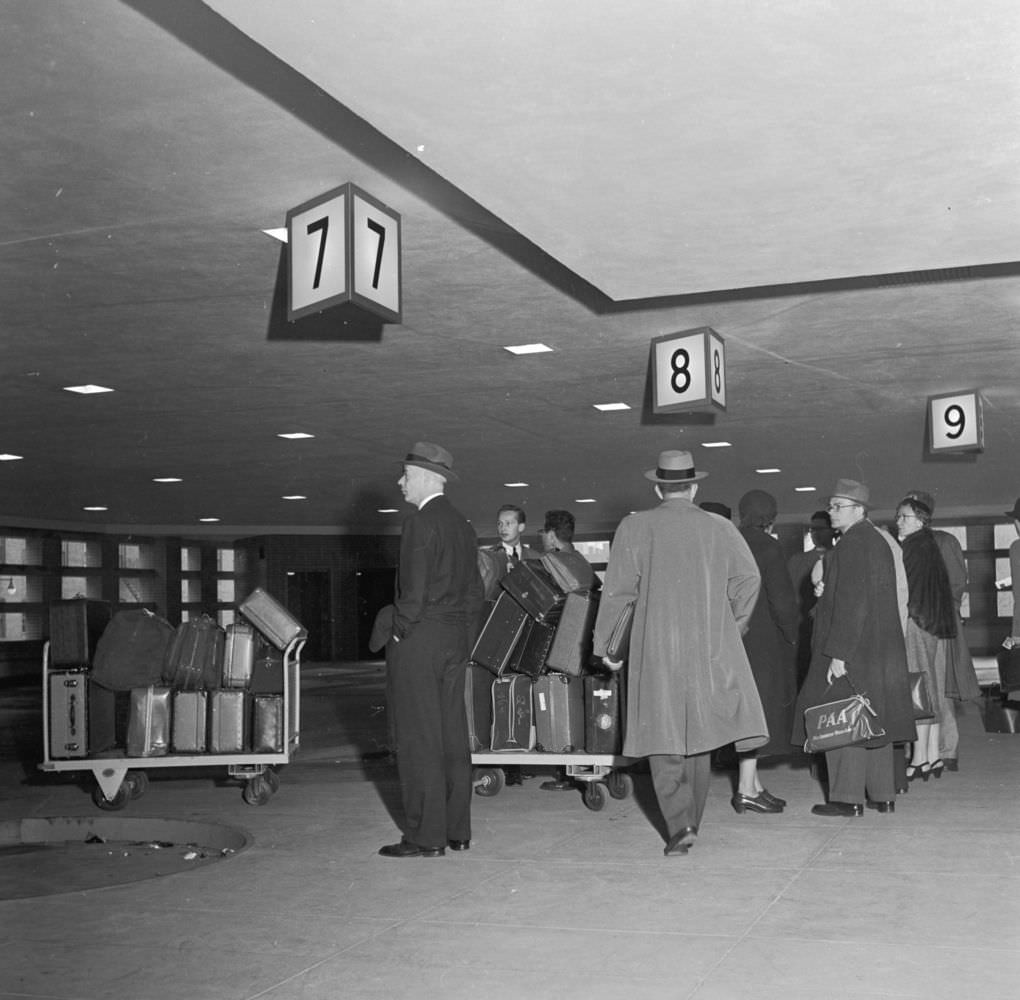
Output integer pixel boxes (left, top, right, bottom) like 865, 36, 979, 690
153, 477, 182, 483
701, 441, 731, 448
377, 508, 400, 514
82, 506, 108, 511
64, 384, 114, 394
503, 344, 552, 355
755, 468, 781, 474
794, 486, 817, 493
262, 228, 288, 243
277, 432, 314, 440
282, 495, 307, 501
0, 454, 23, 461
575, 498, 597, 504
503, 482, 529, 488
593, 402, 631, 411
198, 517, 221, 523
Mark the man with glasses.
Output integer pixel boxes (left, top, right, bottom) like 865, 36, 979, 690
792, 479, 915, 816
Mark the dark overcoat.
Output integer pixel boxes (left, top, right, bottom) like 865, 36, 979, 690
592, 497, 768, 757
740, 527, 800, 757
792, 518, 915, 747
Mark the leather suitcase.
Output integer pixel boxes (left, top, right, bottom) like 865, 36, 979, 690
171, 690, 208, 753
48, 599, 112, 667
239, 587, 307, 651
222, 622, 257, 689
471, 591, 529, 676
163, 615, 225, 690
209, 690, 248, 753
126, 686, 171, 757
252, 694, 284, 752
490, 673, 535, 751
48, 671, 89, 759
91, 608, 174, 691
250, 642, 285, 694
499, 560, 565, 623
546, 590, 600, 676
88, 679, 118, 755
505, 618, 557, 679
604, 600, 636, 662
465, 663, 494, 751
534, 673, 584, 752
584, 673, 624, 754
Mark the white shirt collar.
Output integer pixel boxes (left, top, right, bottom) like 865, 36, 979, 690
418, 492, 443, 510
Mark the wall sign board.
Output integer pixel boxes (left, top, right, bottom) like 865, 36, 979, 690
928, 389, 983, 453
651, 327, 726, 413
287, 183, 402, 324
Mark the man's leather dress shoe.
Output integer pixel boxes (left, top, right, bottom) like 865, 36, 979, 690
447, 839, 470, 851
378, 839, 445, 858
811, 802, 863, 817
866, 800, 895, 813
663, 826, 698, 856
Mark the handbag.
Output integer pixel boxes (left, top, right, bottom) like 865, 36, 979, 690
997, 644, 1020, 694
908, 670, 935, 721
604, 600, 636, 662
803, 678, 885, 753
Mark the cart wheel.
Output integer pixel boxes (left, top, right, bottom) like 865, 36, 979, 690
92, 781, 130, 811
582, 781, 608, 812
606, 771, 633, 800
263, 768, 281, 793
124, 770, 149, 800
242, 775, 273, 806
473, 767, 505, 797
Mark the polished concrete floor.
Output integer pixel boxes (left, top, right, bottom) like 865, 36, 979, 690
1, 662, 1019, 1000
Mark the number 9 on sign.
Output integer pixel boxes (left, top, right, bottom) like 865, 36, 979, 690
928, 390, 983, 453
651, 327, 727, 413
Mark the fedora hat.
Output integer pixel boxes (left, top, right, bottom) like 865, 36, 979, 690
644, 449, 708, 483
1006, 497, 1020, 520
402, 441, 458, 481
829, 478, 870, 507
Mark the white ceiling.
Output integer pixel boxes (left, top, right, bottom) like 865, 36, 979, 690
1, 0, 1018, 539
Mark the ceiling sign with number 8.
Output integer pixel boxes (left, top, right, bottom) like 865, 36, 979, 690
928, 389, 983, 453
650, 327, 727, 413
286, 182, 402, 324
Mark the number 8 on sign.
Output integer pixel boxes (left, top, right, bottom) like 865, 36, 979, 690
928, 390, 983, 453
651, 327, 727, 413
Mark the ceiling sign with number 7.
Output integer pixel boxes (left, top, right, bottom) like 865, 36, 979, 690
286, 182, 402, 324
928, 389, 983, 453
650, 327, 727, 413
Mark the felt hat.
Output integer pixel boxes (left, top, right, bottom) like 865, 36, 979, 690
903, 490, 935, 515
828, 478, 870, 507
644, 449, 708, 483
1006, 497, 1020, 520
402, 441, 458, 481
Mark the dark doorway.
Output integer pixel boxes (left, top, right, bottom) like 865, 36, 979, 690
285, 570, 332, 661
356, 568, 395, 661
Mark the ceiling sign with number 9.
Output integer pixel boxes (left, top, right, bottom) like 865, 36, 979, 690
286, 182, 402, 324
928, 389, 983, 453
650, 327, 727, 413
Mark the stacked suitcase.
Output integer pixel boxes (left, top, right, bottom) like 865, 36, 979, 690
467, 558, 621, 754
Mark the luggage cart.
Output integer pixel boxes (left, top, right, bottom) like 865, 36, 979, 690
470, 751, 636, 812
38, 638, 305, 811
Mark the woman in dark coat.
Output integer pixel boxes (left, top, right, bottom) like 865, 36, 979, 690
733, 490, 800, 814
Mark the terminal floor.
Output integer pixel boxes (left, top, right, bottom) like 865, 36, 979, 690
1, 662, 1019, 1000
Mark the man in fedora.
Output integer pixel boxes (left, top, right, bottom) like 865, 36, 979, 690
592, 448, 767, 855
379, 442, 484, 858
792, 479, 915, 817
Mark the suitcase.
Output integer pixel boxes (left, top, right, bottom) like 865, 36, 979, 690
471, 591, 529, 676
250, 642, 285, 694
239, 587, 307, 651
126, 686, 171, 757
222, 622, 257, 689
48, 671, 89, 759
490, 673, 535, 751
48, 599, 112, 666
171, 690, 208, 752
545, 590, 600, 676
91, 608, 174, 691
534, 673, 584, 752
88, 679, 118, 755
209, 690, 248, 753
252, 695, 284, 752
584, 673, 624, 754
163, 615, 225, 690
499, 560, 565, 623
505, 618, 557, 679
540, 553, 590, 595
997, 646, 1020, 694
465, 663, 494, 751
604, 600, 636, 662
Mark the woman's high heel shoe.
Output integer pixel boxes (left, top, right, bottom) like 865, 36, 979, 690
731, 792, 782, 814
906, 763, 931, 783
929, 758, 945, 779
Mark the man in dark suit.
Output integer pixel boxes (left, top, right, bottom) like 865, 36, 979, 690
489, 503, 541, 572
379, 442, 484, 858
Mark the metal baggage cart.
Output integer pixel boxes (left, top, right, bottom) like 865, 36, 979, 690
38, 637, 305, 811
470, 750, 636, 812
